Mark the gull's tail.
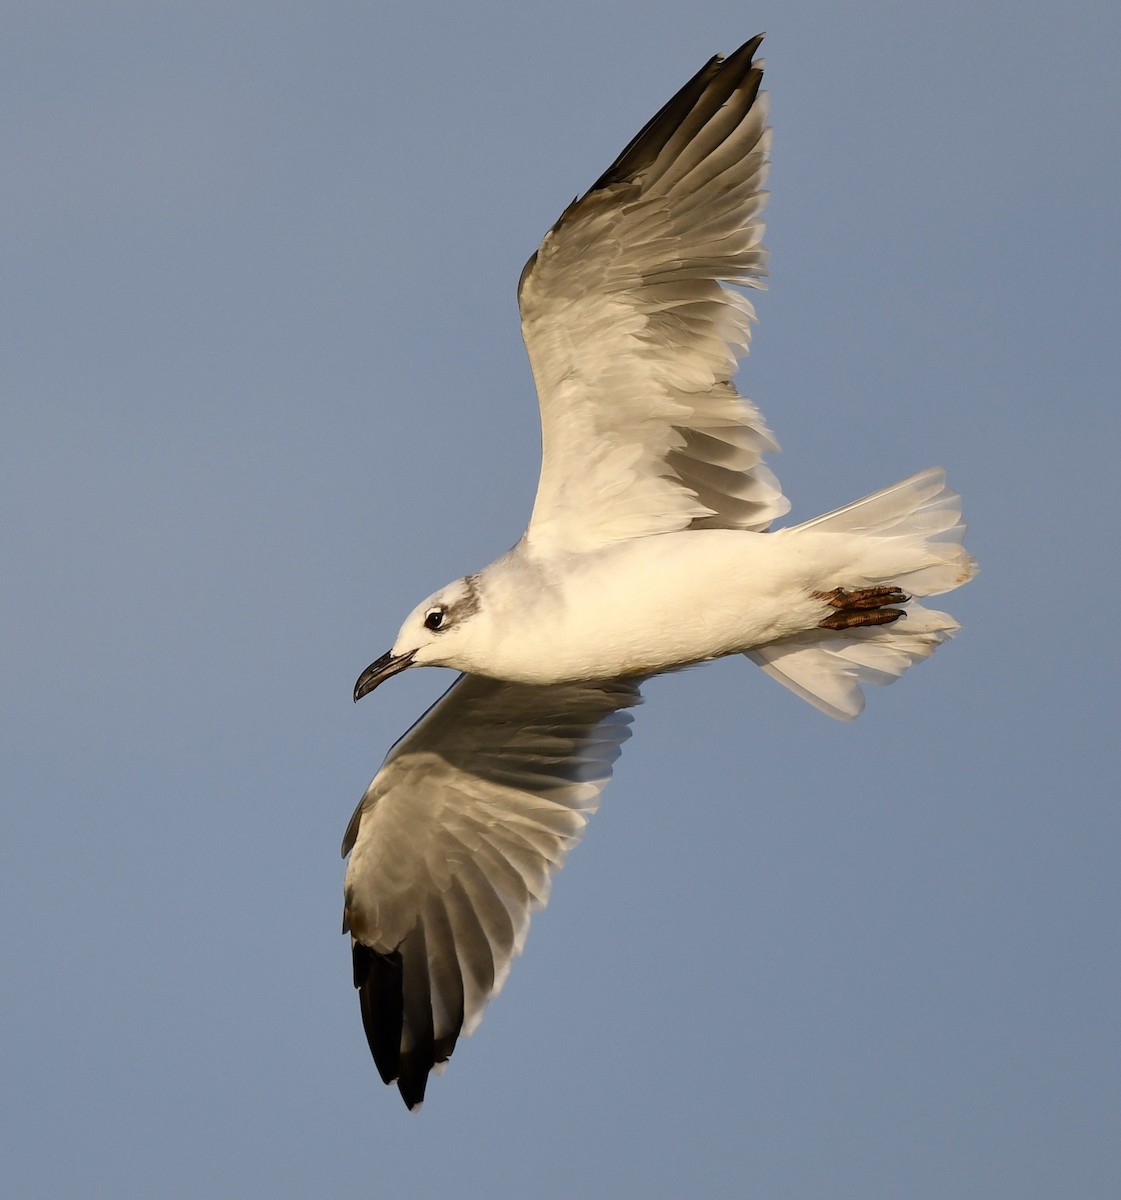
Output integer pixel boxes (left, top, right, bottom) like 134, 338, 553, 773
747, 468, 977, 720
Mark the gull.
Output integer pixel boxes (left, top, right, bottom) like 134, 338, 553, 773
343, 34, 976, 1110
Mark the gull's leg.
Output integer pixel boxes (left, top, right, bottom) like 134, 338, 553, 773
814, 585, 909, 631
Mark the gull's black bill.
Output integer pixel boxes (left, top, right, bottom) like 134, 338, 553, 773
353, 649, 416, 702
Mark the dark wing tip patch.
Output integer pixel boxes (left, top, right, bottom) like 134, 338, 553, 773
590, 33, 765, 193
353, 942, 407, 1088
519, 34, 767, 303
354, 934, 460, 1112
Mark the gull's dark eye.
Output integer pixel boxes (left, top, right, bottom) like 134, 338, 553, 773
424, 608, 446, 632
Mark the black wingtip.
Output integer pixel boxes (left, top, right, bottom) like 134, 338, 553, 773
354, 938, 455, 1111
353, 942, 405, 1088
590, 32, 766, 193
395, 1052, 432, 1111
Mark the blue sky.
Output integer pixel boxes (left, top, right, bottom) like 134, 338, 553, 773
3, 2, 1119, 1196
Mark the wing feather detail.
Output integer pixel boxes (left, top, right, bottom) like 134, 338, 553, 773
342, 673, 641, 1109
518, 34, 789, 552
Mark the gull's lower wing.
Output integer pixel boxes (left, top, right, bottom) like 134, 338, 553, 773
342, 673, 642, 1109
518, 34, 789, 554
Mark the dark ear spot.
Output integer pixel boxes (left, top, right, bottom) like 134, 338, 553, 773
457, 574, 482, 620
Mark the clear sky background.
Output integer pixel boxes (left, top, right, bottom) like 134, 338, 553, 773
4, 2, 1119, 1197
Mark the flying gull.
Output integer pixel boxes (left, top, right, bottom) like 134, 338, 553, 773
343, 34, 977, 1109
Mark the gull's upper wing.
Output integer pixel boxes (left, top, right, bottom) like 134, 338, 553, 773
518, 34, 789, 554
341, 673, 641, 1110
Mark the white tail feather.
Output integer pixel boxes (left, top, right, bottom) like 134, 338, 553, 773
747, 604, 961, 721
794, 467, 976, 597
749, 469, 976, 719
796, 467, 957, 537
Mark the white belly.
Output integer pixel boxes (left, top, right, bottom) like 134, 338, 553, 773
489, 529, 850, 683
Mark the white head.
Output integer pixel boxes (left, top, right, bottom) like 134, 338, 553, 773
353, 574, 486, 700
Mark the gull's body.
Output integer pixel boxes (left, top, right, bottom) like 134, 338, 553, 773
410, 516, 970, 686
344, 36, 977, 1109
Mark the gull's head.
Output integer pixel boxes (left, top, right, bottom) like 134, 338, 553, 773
353, 575, 484, 701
